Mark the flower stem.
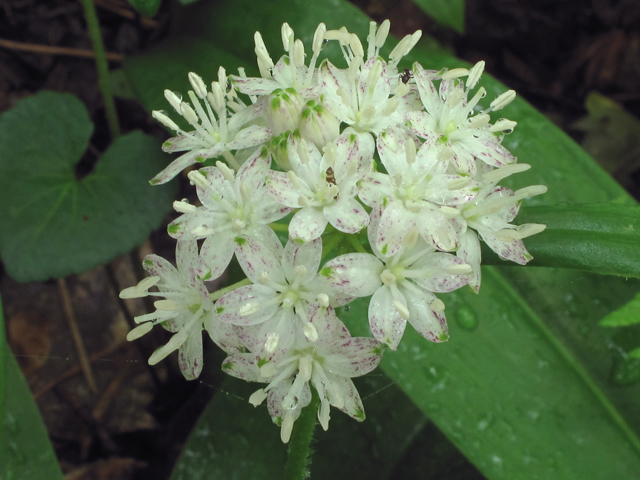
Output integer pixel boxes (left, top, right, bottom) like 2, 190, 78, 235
269, 222, 290, 232
321, 232, 344, 260
79, 0, 121, 139
211, 278, 252, 302
347, 234, 367, 253
284, 389, 320, 480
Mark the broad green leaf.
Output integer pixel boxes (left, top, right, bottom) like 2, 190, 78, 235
126, 0, 161, 17
123, 1, 640, 479
0, 92, 177, 282
0, 296, 64, 480
599, 292, 640, 327
480, 203, 640, 279
412, 0, 465, 33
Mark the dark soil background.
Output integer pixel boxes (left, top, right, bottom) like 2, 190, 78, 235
1, 0, 639, 479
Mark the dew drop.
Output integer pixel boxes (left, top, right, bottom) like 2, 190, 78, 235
455, 305, 478, 330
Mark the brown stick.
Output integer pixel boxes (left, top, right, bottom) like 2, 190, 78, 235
57, 278, 98, 394
0, 38, 124, 62
33, 342, 128, 400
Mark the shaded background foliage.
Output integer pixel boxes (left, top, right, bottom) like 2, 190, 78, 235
1, 0, 640, 479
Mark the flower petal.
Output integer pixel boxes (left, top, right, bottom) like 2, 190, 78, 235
235, 237, 286, 285
282, 237, 322, 285
201, 232, 235, 280
402, 286, 449, 343
289, 207, 328, 243
266, 171, 304, 208
222, 352, 261, 382
368, 286, 406, 350
178, 327, 204, 380
324, 197, 369, 234
216, 284, 279, 326
457, 230, 482, 293
322, 253, 383, 297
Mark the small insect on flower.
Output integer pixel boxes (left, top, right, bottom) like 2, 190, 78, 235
325, 166, 336, 186
400, 67, 412, 84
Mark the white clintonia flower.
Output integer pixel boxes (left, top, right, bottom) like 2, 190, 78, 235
359, 126, 478, 256
215, 236, 350, 356
458, 163, 547, 274
406, 61, 518, 177
168, 148, 292, 278
231, 23, 326, 100
321, 207, 472, 349
222, 304, 382, 443
120, 239, 241, 380
319, 20, 422, 136
151, 68, 271, 184
267, 130, 371, 242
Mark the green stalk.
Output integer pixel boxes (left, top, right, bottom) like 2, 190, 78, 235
79, 0, 121, 139
284, 390, 320, 480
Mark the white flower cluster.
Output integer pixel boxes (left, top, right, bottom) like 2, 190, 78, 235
121, 20, 546, 442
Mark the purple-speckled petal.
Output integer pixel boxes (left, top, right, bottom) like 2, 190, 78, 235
289, 207, 328, 243
235, 237, 286, 285
324, 197, 369, 234
410, 253, 471, 293
221, 352, 262, 382
402, 287, 449, 343
322, 253, 383, 297
266, 170, 305, 208
457, 229, 482, 293
368, 286, 406, 350
215, 284, 279, 326
178, 327, 203, 380
282, 237, 322, 285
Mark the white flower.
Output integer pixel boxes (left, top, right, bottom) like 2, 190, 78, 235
215, 237, 350, 356
359, 126, 478, 256
321, 207, 472, 349
319, 21, 422, 136
460, 163, 547, 267
230, 23, 326, 100
168, 148, 292, 278
267, 130, 371, 242
222, 304, 382, 442
119, 239, 241, 380
151, 68, 271, 184
406, 61, 518, 177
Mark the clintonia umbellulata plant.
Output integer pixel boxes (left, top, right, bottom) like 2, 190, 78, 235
120, 20, 546, 445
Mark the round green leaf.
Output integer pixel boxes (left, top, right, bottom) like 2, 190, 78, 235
0, 91, 177, 282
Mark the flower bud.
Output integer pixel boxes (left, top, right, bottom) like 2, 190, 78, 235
268, 131, 292, 170
298, 100, 340, 149
266, 88, 304, 135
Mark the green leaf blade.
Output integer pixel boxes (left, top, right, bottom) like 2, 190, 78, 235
0, 92, 178, 282
412, 0, 465, 33
480, 204, 640, 278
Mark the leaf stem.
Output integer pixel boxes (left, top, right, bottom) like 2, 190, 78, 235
347, 234, 367, 253
79, 0, 121, 139
210, 278, 252, 302
284, 389, 320, 480
270, 222, 290, 232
